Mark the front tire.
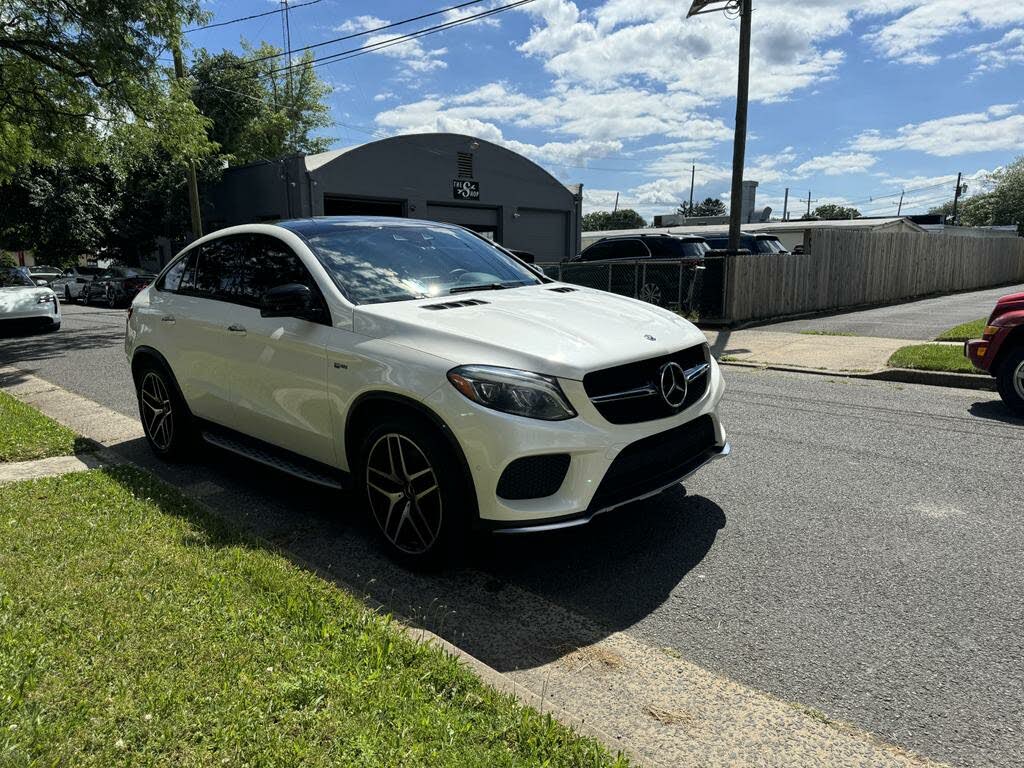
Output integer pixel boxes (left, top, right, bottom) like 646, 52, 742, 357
996, 346, 1024, 416
135, 362, 193, 460
357, 418, 469, 568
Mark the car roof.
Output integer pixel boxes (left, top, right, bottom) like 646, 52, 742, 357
275, 215, 467, 237
586, 233, 706, 244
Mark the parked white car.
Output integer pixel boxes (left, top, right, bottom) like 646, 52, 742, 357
1, 267, 61, 332
125, 218, 728, 564
51, 265, 105, 302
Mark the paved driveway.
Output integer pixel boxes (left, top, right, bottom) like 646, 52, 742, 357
763, 283, 1024, 340
3, 303, 1023, 767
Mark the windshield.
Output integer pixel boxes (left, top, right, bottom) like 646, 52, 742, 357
755, 236, 786, 254
301, 223, 543, 305
0, 268, 35, 288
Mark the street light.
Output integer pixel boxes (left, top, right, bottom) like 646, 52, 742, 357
687, 0, 752, 253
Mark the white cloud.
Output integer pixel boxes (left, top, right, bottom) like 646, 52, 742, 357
373, 91, 396, 102
792, 152, 878, 177
965, 29, 1024, 75
334, 15, 448, 72
862, 0, 1024, 65
853, 106, 1024, 157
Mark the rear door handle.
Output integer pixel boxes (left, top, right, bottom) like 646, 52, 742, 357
227, 324, 247, 333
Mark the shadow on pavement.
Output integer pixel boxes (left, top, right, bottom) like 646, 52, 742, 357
111, 436, 727, 674
968, 399, 1024, 426
0, 325, 124, 365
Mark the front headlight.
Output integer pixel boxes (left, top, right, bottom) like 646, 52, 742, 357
447, 365, 576, 421
37, 294, 55, 304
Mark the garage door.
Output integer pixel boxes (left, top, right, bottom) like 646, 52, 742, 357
510, 209, 567, 263
424, 204, 499, 240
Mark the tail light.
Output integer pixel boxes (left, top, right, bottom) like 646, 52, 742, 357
124, 278, 149, 292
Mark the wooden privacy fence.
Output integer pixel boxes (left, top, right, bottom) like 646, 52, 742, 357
726, 228, 1024, 324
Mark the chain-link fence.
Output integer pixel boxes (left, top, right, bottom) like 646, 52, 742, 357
538, 257, 726, 320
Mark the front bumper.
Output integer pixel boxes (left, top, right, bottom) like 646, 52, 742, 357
0, 303, 61, 330
424, 356, 728, 528
965, 339, 992, 373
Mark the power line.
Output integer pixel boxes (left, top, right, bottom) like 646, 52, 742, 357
262, 0, 535, 78
230, 0, 491, 68
184, 0, 324, 33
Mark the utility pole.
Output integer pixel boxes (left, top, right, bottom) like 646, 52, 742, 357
612, 192, 619, 213
952, 172, 964, 226
897, 190, 905, 216
806, 190, 812, 218
688, 164, 696, 216
687, 0, 751, 252
782, 187, 789, 221
172, 43, 203, 240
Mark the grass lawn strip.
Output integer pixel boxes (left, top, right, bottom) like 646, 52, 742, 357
934, 318, 987, 343
0, 390, 79, 463
0, 467, 628, 767
887, 344, 980, 374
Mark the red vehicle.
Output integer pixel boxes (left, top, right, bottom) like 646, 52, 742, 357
965, 291, 1024, 415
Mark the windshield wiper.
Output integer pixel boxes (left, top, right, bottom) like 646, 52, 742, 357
449, 281, 526, 295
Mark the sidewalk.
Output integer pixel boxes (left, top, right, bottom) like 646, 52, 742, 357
703, 328, 993, 389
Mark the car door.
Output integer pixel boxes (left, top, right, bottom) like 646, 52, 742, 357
151, 239, 242, 429
224, 234, 336, 466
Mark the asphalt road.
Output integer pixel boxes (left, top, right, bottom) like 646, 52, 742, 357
3, 302, 1023, 767
763, 283, 1024, 340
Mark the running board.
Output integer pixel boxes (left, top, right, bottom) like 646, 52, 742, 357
200, 429, 346, 491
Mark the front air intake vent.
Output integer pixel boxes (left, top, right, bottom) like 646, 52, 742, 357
456, 151, 474, 178
547, 286, 577, 293
422, 299, 490, 310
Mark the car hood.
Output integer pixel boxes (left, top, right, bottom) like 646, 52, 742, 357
992, 291, 1024, 320
0, 286, 54, 313
353, 284, 708, 380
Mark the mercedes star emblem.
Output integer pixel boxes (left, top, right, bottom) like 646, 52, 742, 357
644, 334, 657, 341
659, 362, 688, 408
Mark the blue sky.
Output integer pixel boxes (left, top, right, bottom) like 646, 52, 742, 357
186, 0, 1024, 220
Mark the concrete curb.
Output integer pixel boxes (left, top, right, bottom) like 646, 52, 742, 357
719, 359, 996, 391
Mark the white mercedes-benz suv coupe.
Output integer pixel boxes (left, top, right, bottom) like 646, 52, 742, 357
126, 217, 728, 564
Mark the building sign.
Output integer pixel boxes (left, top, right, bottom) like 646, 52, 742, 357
452, 179, 480, 200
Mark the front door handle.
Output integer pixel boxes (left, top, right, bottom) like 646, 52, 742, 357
161, 315, 176, 323
227, 324, 247, 333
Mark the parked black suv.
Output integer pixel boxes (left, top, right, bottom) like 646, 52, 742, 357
572, 234, 708, 308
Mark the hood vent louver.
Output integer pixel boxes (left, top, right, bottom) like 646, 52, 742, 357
422, 298, 490, 310
547, 286, 577, 293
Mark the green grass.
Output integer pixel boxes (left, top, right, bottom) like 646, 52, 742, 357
0, 467, 628, 768
935, 318, 987, 342
887, 344, 980, 374
797, 330, 859, 337
0, 391, 79, 462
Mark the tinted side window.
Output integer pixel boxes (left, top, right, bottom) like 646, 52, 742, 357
581, 242, 615, 261
157, 251, 196, 292
616, 239, 649, 259
244, 235, 318, 304
193, 236, 247, 300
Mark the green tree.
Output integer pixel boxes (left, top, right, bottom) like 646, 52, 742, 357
690, 197, 727, 217
928, 159, 1024, 230
0, 164, 120, 266
0, 0, 215, 180
190, 44, 332, 165
810, 203, 861, 220
582, 209, 647, 231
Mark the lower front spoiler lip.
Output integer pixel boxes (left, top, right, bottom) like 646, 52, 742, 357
489, 441, 731, 535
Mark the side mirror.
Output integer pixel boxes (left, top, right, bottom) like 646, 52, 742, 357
260, 283, 320, 320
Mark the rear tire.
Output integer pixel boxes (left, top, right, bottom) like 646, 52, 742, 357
135, 361, 194, 460
357, 418, 469, 568
996, 345, 1024, 416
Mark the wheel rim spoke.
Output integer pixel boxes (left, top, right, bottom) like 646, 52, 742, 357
366, 433, 442, 555
141, 373, 173, 450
